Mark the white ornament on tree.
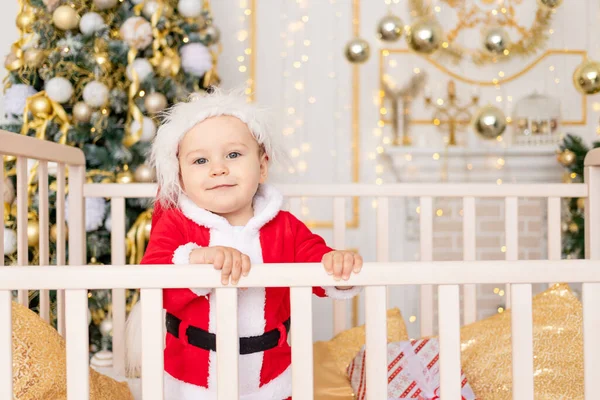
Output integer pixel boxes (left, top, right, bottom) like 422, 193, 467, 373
131, 117, 157, 142
3, 177, 15, 204
180, 42, 212, 77
80, 12, 105, 35
65, 196, 107, 232
91, 349, 113, 368
104, 213, 111, 232
83, 80, 109, 108
3, 228, 17, 255
120, 16, 153, 50
177, 0, 203, 18
4, 84, 37, 116
142, 1, 160, 19
126, 58, 154, 82
45, 77, 74, 104
93, 0, 118, 10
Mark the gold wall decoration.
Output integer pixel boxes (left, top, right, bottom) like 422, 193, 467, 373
380, 49, 588, 127
408, 0, 555, 66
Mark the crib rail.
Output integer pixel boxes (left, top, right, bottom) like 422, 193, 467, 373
1, 260, 600, 399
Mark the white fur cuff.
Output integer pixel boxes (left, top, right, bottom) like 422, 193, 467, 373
171, 243, 211, 297
323, 285, 363, 300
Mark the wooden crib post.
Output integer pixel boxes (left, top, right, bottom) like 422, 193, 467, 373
583, 149, 600, 399
0, 155, 11, 399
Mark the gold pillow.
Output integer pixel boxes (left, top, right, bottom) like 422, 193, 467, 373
313, 307, 409, 400
460, 283, 583, 400
12, 301, 133, 400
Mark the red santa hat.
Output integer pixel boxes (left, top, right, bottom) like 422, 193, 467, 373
149, 86, 278, 210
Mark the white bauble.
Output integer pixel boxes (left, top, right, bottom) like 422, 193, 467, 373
177, 0, 203, 18
91, 350, 113, 368
83, 80, 109, 108
3, 177, 15, 204
93, 0, 118, 10
99, 318, 113, 336
80, 12, 105, 35
45, 77, 74, 104
4, 228, 17, 255
120, 16, 153, 50
104, 213, 111, 232
142, 1, 159, 19
65, 196, 107, 232
126, 58, 153, 81
4, 84, 37, 116
180, 42, 212, 77
131, 117, 157, 142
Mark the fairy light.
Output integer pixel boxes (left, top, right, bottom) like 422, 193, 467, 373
497, 307, 504, 313
291, 148, 300, 158
405, 154, 412, 161
467, 163, 473, 170
432, 153, 440, 160
416, 206, 421, 214
497, 179, 502, 185
371, 200, 378, 208
436, 209, 443, 217
501, 245, 507, 252
409, 316, 417, 323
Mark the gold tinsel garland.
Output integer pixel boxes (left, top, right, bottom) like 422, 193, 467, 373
408, 0, 554, 65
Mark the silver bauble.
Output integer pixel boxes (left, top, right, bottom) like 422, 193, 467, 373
144, 92, 168, 114
406, 17, 443, 54
377, 14, 404, 42
134, 164, 156, 183
99, 318, 113, 337
573, 59, 600, 95
93, 0, 118, 10
73, 102, 93, 123
483, 27, 509, 54
52, 5, 80, 31
472, 106, 507, 139
344, 37, 370, 63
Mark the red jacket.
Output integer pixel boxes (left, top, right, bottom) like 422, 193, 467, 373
140, 184, 361, 400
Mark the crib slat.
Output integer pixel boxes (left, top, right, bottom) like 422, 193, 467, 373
511, 284, 534, 398
333, 197, 347, 335
0, 290, 12, 400
419, 197, 433, 337
0, 157, 4, 263
504, 197, 518, 308
56, 164, 66, 337
65, 289, 89, 399
291, 287, 314, 398
215, 288, 238, 400
583, 284, 600, 399
141, 288, 164, 400
462, 196, 476, 325
547, 197, 561, 287
377, 197, 389, 309
38, 161, 50, 322
111, 197, 127, 376
16, 157, 28, 307
365, 285, 387, 399
438, 285, 461, 399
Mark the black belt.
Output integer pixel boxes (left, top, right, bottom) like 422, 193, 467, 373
166, 313, 290, 355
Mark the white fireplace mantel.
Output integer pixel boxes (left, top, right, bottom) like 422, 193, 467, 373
380, 145, 564, 184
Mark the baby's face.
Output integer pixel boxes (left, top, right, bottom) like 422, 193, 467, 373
178, 115, 268, 217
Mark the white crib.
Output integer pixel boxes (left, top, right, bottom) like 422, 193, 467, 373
2, 128, 600, 400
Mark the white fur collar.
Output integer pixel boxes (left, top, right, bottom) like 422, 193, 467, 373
178, 184, 283, 233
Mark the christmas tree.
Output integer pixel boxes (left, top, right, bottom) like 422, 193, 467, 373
2, 0, 221, 354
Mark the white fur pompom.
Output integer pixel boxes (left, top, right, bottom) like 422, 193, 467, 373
177, 0, 203, 18
80, 12, 105, 35
83, 80, 109, 108
4, 227, 17, 255
180, 42, 212, 77
120, 16, 153, 50
45, 77, 74, 104
4, 84, 37, 116
65, 196, 107, 232
126, 58, 154, 82
104, 213, 111, 232
131, 117, 157, 142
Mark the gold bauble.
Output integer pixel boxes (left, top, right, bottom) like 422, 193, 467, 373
4, 177, 15, 204
30, 96, 53, 118
557, 149, 576, 166
133, 164, 156, 183
23, 48, 45, 68
472, 105, 507, 139
406, 17, 443, 55
344, 37, 370, 64
53, 5, 80, 31
116, 166, 134, 184
568, 222, 579, 234
157, 55, 178, 77
73, 101, 93, 123
573, 59, 600, 95
50, 222, 67, 243
4, 52, 19, 69
144, 92, 168, 114
377, 14, 404, 42
27, 219, 40, 247
577, 197, 585, 210
537, 0, 562, 9
143, 219, 152, 241
561, 222, 569, 233
483, 27, 509, 55
16, 10, 35, 32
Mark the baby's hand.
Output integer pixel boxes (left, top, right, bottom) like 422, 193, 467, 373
322, 250, 363, 281
190, 246, 251, 286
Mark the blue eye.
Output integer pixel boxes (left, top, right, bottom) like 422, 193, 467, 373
194, 158, 208, 165
227, 152, 241, 159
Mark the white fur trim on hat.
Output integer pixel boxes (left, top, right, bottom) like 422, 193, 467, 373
150, 86, 278, 209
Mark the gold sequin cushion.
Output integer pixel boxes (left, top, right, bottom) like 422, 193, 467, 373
12, 301, 134, 400
460, 283, 583, 400
313, 307, 409, 400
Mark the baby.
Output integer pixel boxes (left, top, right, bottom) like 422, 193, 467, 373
125, 87, 363, 400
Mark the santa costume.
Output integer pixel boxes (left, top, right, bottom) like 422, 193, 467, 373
125, 87, 362, 400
